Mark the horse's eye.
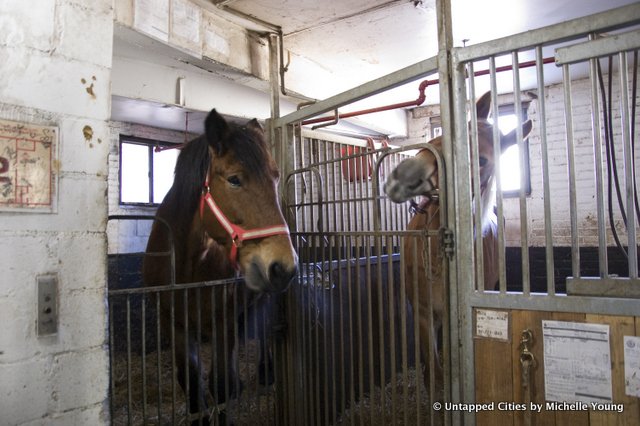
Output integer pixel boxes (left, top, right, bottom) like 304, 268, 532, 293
478, 157, 488, 167
227, 175, 241, 187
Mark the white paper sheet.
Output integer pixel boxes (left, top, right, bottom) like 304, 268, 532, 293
624, 335, 640, 397
475, 309, 509, 341
542, 320, 612, 404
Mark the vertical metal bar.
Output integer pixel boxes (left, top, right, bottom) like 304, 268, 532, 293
372, 237, 384, 413
108, 299, 116, 425
562, 64, 581, 278
337, 234, 347, 425
451, 50, 476, 425
365, 241, 374, 426
513, 51, 531, 296
386, 237, 403, 426
232, 284, 240, 423
210, 288, 219, 419
354, 237, 364, 426
536, 46, 556, 295
183, 289, 190, 425
327, 236, 337, 425
141, 296, 148, 424
467, 62, 485, 293
222, 285, 230, 424
411, 237, 421, 426
588, 38, 609, 278
387, 240, 398, 425
126, 296, 133, 426
156, 293, 162, 423
196, 288, 203, 425
489, 59, 508, 293
170, 290, 177, 424
618, 51, 638, 278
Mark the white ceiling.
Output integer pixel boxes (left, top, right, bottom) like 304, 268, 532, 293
111, 0, 638, 134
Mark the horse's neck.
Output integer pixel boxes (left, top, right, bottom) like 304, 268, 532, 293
407, 201, 440, 231
185, 216, 235, 282
478, 175, 496, 234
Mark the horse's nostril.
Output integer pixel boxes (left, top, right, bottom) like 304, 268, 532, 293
269, 262, 297, 291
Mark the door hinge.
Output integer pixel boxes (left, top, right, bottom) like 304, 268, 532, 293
439, 227, 455, 259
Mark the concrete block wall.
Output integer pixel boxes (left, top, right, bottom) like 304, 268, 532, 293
106, 121, 194, 254
0, 1, 113, 424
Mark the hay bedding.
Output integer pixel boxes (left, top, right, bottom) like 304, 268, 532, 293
334, 367, 430, 425
111, 340, 275, 425
112, 343, 430, 426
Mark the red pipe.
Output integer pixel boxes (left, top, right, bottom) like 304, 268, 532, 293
301, 56, 555, 126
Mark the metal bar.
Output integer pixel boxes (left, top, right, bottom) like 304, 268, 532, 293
469, 291, 640, 316
108, 300, 116, 425
467, 63, 485, 293
451, 49, 476, 425
274, 56, 438, 127
536, 46, 557, 295
141, 296, 148, 424
562, 64, 581, 278
588, 39, 609, 278
618, 51, 638, 278
556, 28, 640, 65
126, 296, 133, 426
155, 293, 162, 423
513, 52, 531, 296
489, 60, 507, 294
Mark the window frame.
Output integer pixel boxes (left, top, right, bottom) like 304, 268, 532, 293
118, 135, 180, 207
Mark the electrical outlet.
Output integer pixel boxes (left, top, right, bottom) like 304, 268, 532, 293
37, 274, 58, 336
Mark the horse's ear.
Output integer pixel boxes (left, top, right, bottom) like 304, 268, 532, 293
246, 118, 264, 134
476, 91, 492, 120
205, 109, 230, 152
500, 119, 533, 151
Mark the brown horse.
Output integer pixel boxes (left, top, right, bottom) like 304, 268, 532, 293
383, 92, 532, 411
143, 109, 298, 424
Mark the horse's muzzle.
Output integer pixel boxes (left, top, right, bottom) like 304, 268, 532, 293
268, 261, 298, 293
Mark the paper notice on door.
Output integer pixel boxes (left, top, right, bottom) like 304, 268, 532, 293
474, 309, 510, 341
624, 335, 640, 397
542, 320, 612, 404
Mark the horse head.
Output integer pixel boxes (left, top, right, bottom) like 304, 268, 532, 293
384, 92, 532, 206
200, 110, 298, 293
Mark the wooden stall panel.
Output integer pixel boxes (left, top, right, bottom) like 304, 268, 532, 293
475, 310, 640, 426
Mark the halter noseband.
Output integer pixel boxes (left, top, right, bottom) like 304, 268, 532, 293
199, 175, 290, 270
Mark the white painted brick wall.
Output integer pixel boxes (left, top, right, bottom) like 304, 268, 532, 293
0, 1, 112, 424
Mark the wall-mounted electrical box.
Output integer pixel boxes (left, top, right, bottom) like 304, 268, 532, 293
37, 274, 58, 336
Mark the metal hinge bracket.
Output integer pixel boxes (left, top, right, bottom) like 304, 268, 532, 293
439, 227, 455, 259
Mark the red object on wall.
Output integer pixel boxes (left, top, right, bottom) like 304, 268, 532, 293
340, 145, 371, 182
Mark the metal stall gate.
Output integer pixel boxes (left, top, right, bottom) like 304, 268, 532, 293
271, 50, 454, 424
273, 3, 640, 426
281, 128, 441, 425
447, 4, 640, 425
108, 216, 286, 425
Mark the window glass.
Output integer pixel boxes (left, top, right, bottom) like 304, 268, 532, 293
120, 143, 150, 203
152, 148, 179, 203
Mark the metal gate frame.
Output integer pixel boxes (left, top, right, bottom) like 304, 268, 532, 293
448, 5, 640, 424
272, 1, 640, 425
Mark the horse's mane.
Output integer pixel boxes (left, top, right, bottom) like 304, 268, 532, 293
161, 122, 273, 236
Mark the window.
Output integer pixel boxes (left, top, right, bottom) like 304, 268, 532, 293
489, 103, 531, 197
119, 136, 180, 205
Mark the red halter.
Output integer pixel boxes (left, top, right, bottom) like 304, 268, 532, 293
199, 176, 290, 270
